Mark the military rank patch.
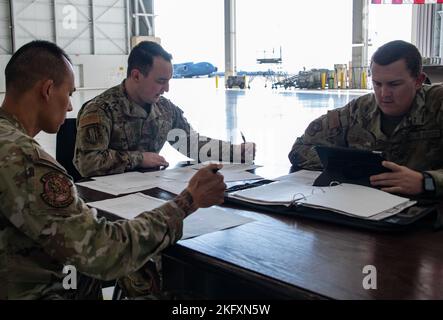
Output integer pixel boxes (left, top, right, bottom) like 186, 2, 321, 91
40, 172, 74, 208
306, 120, 323, 136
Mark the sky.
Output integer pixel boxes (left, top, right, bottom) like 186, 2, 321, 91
154, 1, 412, 74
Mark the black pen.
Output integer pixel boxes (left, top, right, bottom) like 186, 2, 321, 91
240, 131, 246, 144
212, 167, 220, 174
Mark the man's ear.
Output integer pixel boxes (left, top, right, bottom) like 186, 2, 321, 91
415, 72, 426, 89
130, 69, 141, 82
40, 79, 54, 101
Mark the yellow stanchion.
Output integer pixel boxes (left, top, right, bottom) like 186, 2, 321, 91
340, 71, 345, 89
361, 70, 367, 89
321, 73, 326, 90
215, 75, 219, 89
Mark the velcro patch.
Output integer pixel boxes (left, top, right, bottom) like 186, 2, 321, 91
85, 126, 103, 144
79, 114, 100, 128
306, 120, 323, 136
40, 172, 74, 208
327, 110, 341, 129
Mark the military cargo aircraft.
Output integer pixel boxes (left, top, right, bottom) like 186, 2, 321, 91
173, 62, 218, 78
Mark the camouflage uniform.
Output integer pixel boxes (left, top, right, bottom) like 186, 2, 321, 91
74, 81, 234, 178
288, 84, 443, 197
0, 108, 196, 299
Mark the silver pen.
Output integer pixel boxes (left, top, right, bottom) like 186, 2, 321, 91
240, 131, 246, 144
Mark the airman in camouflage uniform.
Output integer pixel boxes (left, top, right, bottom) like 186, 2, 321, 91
0, 41, 225, 299
74, 41, 255, 178
289, 40, 443, 197
73, 82, 235, 177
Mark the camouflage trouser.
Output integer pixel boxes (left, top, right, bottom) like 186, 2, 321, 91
117, 256, 163, 299
57, 273, 103, 300
60, 260, 161, 300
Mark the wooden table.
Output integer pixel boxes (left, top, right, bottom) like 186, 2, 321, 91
77, 166, 443, 300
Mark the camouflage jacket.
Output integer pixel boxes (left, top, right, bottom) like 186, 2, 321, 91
0, 109, 195, 299
288, 84, 443, 197
74, 81, 234, 177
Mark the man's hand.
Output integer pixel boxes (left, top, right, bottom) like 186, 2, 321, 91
141, 152, 169, 169
240, 142, 256, 162
186, 164, 226, 209
370, 161, 424, 195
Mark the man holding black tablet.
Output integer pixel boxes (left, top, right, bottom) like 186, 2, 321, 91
288, 40, 443, 198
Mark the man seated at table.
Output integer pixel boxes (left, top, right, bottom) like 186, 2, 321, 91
73, 41, 256, 178
288, 40, 443, 198
0, 40, 226, 299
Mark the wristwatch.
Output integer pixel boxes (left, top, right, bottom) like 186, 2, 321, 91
422, 172, 436, 195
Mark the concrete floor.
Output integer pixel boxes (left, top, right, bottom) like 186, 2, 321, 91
0, 77, 368, 168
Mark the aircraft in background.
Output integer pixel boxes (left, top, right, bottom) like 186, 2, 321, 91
173, 62, 218, 78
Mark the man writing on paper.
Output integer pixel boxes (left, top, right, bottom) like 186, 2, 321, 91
288, 40, 443, 197
0, 40, 226, 299
74, 41, 256, 178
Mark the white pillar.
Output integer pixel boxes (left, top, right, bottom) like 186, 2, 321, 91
351, 0, 369, 89
439, 11, 443, 58
224, 0, 236, 78
412, 4, 436, 57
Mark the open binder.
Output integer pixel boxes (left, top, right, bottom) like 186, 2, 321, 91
225, 179, 437, 232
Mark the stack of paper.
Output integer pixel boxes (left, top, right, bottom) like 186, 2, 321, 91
298, 184, 416, 221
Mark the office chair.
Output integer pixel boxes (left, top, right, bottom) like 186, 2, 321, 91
424, 73, 432, 85
56, 118, 82, 182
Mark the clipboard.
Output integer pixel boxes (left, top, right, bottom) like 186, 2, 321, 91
313, 145, 391, 187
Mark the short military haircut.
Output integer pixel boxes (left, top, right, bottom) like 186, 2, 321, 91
5, 40, 72, 94
371, 40, 422, 78
127, 41, 173, 77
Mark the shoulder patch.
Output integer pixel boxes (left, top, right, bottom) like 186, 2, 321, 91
306, 120, 323, 136
40, 172, 74, 208
79, 114, 100, 128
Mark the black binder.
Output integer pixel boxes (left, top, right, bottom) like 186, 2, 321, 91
225, 179, 438, 232
313, 145, 390, 187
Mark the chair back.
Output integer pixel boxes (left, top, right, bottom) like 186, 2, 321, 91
56, 118, 82, 182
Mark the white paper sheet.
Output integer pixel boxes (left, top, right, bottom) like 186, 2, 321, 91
76, 180, 156, 196
92, 172, 155, 188
220, 171, 263, 182
189, 162, 262, 172
149, 167, 197, 182
86, 193, 165, 219
275, 170, 322, 185
183, 206, 254, 239
156, 180, 189, 195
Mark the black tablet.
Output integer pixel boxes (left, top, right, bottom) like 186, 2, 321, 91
313, 145, 391, 187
